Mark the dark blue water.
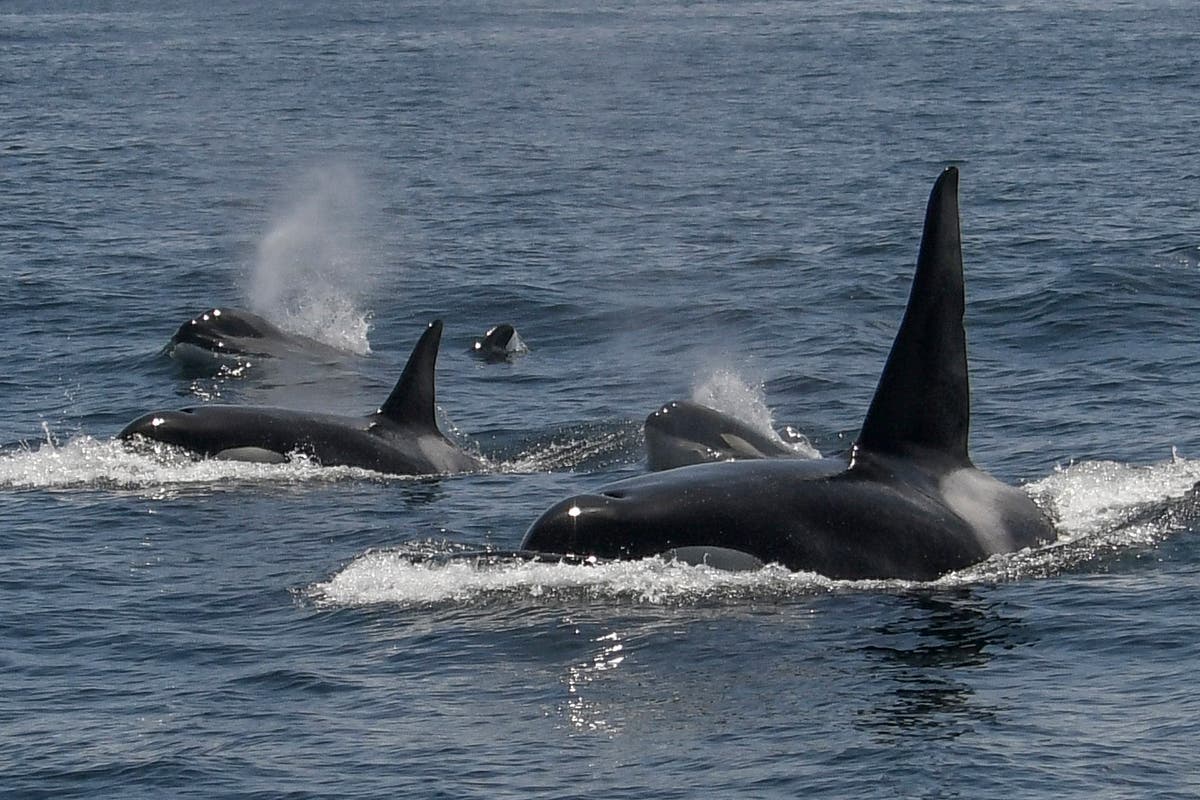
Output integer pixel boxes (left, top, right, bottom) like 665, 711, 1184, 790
4, 1, 1200, 797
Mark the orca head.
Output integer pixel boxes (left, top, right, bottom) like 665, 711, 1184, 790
517, 484, 769, 571
169, 307, 277, 355
119, 407, 212, 453
521, 488, 665, 561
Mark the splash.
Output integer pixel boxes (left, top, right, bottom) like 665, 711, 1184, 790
1028, 454, 1200, 538
0, 435, 393, 493
249, 165, 376, 354
307, 548, 839, 608
308, 454, 1200, 608
691, 369, 819, 457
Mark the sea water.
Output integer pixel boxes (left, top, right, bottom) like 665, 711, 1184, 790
3, 1, 1200, 797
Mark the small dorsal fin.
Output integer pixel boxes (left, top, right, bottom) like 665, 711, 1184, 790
855, 167, 970, 464
378, 320, 443, 429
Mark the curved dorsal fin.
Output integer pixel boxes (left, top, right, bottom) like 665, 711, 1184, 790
855, 167, 970, 464
378, 320, 443, 429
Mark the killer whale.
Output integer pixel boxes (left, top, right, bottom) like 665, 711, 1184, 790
122, 321, 483, 476
520, 168, 1057, 580
470, 324, 527, 362
166, 307, 346, 366
644, 399, 815, 470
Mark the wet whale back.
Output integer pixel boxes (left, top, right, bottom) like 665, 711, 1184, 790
519, 168, 1057, 579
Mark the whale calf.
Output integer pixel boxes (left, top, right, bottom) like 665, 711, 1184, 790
644, 399, 814, 470
520, 168, 1056, 580
123, 321, 483, 476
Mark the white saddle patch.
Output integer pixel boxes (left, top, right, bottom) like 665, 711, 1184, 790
939, 468, 1016, 553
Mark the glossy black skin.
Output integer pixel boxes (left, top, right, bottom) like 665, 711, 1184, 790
119, 405, 481, 474
522, 451, 1052, 581
123, 321, 483, 476
522, 168, 1057, 579
167, 307, 345, 362
644, 399, 804, 470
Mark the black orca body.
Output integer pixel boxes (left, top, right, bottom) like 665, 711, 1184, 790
470, 324, 526, 362
521, 168, 1056, 580
122, 321, 483, 476
166, 307, 345, 365
644, 399, 812, 470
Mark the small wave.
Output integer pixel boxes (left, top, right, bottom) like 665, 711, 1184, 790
306, 548, 842, 609
305, 544, 1055, 611
307, 454, 1200, 609
0, 435, 393, 493
0, 421, 648, 493
1029, 453, 1200, 539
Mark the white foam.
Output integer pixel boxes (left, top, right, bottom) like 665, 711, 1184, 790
1027, 453, 1200, 542
12, 432, 1200, 603
0, 435, 391, 492
308, 454, 1200, 608
308, 550, 838, 608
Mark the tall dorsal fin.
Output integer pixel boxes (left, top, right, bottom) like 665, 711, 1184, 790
378, 320, 443, 429
855, 167, 970, 464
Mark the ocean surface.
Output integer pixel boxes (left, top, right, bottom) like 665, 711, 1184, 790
3, 1, 1200, 797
